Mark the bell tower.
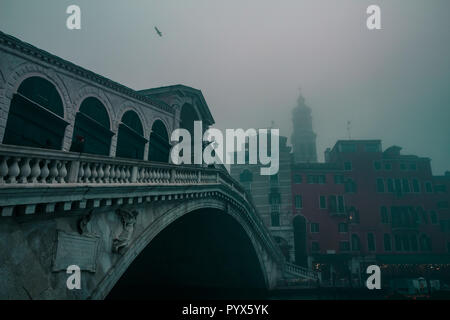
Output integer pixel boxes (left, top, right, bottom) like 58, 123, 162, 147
291, 93, 317, 163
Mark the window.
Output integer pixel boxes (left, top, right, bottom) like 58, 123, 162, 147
344, 162, 352, 171
418, 207, 428, 224
345, 179, 357, 193
319, 196, 327, 209
270, 173, 279, 184
293, 174, 302, 184
334, 175, 344, 184
409, 163, 417, 171
339, 241, 350, 252
269, 193, 280, 205
310, 223, 320, 233
338, 223, 348, 233
374, 161, 381, 170
271, 211, 280, 227
395, 179, 402, 193
387, 179, 394, 193
400, 163, 407, 171
412, 179, 420, 193
425, 182, 433, 193
337, 196, 345, 213
295, 195, 303, 209
328, 195, 337, 213
430, 211, 438, 224
311, 241, 320, 252
402, 178, 410, 193
367, 233, 375, 251
384, 162, 392, 170
351, 234, 360, 251
384, 234, 392, 251
307, 175, 326, 184
376, 178, 385, 193
380, 206, 389, 224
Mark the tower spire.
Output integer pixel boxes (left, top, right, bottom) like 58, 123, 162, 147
291, 90, 317, 163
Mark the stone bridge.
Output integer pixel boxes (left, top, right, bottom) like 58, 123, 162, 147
0, 145, 291, 299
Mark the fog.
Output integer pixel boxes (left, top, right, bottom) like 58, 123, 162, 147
1, 0, 449, 173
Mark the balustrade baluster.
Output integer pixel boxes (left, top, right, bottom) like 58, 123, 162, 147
78, 162, 85, 183
91, 163, 98, 183
84, 162, 92, 183
109, 164, 116, 182
29, 158, 41, 183
58, 161, 68, 183
115, 165, 121, 183
40, 160, 50, 183
48, 160, 59, 184
18, 158, 31, 183
126, 166, 131, 182
103, 164, 110, 183
120, 166, 126, 183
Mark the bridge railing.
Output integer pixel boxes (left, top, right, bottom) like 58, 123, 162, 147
0, 144, 225, 187
284, 262, 320, 281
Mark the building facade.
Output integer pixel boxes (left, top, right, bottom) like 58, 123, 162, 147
230, 135, 295, 262
292, 140, 450, 286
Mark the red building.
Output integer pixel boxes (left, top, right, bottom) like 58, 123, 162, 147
291, 140, 450, 286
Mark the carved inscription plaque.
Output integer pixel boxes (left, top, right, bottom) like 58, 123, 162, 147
52, 231, 100, 272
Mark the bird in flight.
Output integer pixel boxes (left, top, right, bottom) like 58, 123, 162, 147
154, 26, 162, 37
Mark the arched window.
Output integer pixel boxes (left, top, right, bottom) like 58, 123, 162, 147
148, 120, 170, 163
116, 110, 147, 160
3, 76, 68, 149
351, 234, 360, 251
70, 97, 113, 155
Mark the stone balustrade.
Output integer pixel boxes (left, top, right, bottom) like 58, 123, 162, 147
0, 144, 229, 188
0, 144, 255, 217
285, 262, 320, 281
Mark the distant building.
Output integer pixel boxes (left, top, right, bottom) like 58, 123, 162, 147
291, 94, 317, 163
230, 133, 295, 262
291, 140, 450, 286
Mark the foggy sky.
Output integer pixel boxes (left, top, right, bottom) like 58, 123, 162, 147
1, 0, 449, 174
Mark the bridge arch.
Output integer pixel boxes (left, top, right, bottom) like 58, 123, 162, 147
91, 198, 271, 299
148, 119, 170, 163
70, 96, 114, 155
3, 75, 69, 150
116, 109, 147, 159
